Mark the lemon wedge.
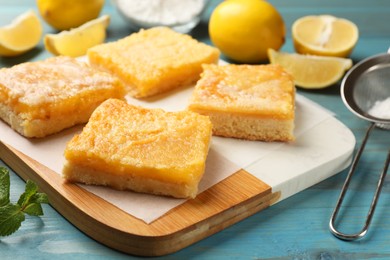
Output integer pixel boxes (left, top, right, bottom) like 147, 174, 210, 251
44, 15, 110, 57
268, 49, 353, 89
0, 10, 42, 57
292, 15, 358, 58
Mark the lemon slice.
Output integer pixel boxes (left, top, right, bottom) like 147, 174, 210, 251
0, 10, 43, 57
268, 49, 353, 89
292, 15, 358, 58
44, 15, 110, 57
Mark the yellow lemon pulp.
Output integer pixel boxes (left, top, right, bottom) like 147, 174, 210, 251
292, 15, 359, 58
0, 10, 42, 57
209, 0, 285, 63
44, 15, 110, 57
37, 0, 104, 31
268, 49, 353, 89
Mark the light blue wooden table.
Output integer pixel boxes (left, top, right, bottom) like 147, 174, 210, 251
1, 0, 389, 259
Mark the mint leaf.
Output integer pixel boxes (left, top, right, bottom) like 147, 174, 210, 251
17, 181, 48, 216
0, 167, 10, 207
23, 203, 44, 216
30, 192, 49, 205
0, 166, 49, 237
17, 180, 38, 208
0, 204, 25, 236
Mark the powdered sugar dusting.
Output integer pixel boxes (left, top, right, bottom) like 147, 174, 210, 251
115, 0, 205, 26
0, 56, 119, 106
368, 97, 390, 119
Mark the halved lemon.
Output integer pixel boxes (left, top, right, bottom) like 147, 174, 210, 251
0, 10, 43, 57
292, 15, 358, 58
44, 15, 110, 57
268, 49, 353, 89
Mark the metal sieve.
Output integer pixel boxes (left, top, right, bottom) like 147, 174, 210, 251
329, 51, 390, 240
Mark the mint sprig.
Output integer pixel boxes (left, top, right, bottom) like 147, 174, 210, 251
0, 166, 49, 237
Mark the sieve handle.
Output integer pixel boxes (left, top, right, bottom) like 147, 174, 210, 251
329, 123, 390, 240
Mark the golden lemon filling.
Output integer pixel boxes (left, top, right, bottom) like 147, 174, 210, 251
190, 64, 294, 119
63, 99, 212, 199
0, 56, 125, 137
87, 26, 220, 98
188, 64, 295, 141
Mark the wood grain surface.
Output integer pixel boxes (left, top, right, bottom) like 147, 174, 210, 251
0, 142, 278, 256
1, 0, 390, 259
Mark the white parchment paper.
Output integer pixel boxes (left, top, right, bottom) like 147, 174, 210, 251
0, 90, 333, 223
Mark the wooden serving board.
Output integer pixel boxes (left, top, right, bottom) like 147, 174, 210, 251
1, 142, 277, 256
0, 94, 356, 256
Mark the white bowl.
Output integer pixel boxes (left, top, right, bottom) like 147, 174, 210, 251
112, 0, 210, 33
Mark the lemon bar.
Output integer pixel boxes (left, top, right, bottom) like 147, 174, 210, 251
87, 26, 220, 98
63, 99, 212, 199
0, 56, 125, 138
188, 64, 295, 141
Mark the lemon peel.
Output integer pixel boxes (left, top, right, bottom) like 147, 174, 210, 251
37, 0, 104, 31
209, 0, 285, 63
44, 15, 110, 57
0, 10, 42, 57
268, 49, 353, 89
292, 15, 359, 58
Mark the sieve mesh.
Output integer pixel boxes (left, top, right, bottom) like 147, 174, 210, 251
331, 52, 390, 241
341, 53, 390, 129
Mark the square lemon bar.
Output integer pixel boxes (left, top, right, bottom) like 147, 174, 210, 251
0, 56, 125, 138
87, 26, 220, 98
63, 99, 213, 199
188, 64, 295, 142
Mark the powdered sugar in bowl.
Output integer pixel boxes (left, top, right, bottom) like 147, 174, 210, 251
113, 0, 209, 33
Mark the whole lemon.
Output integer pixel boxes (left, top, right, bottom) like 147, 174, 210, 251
37, 0, 105, 31
209, 0, 285, 63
